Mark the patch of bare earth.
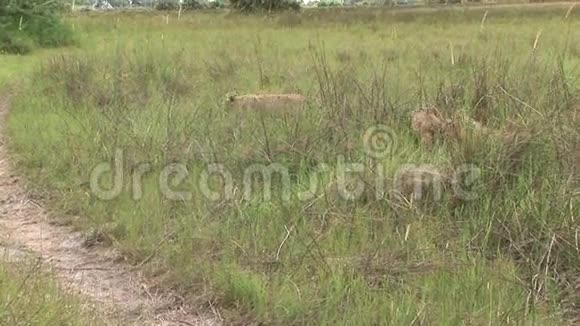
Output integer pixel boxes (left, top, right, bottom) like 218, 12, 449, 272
0, 94, 221, 325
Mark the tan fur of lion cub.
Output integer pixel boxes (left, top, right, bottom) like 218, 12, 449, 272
225, 93, 306, 112
410, 106, 454, 149
411, 106, 493, 149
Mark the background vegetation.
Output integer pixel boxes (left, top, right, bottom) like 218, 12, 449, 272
0, 0, 75, 54
3, 5, 579, 325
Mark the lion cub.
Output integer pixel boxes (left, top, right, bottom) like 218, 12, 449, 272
225, 92, 306, 113
410, 106, 456, 149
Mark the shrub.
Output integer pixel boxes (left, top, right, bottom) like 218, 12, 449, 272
155, 0, 296, 11
229, 0, 301, 12
317, 1, 341, 7
0, 31, 34, 54
183, 0, 209, 9
207, 0, 225, 8
155, 0, 180, 10
157, 0, 226, 10
0, 0, 75, 54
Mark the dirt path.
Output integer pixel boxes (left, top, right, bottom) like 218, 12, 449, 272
0, 94, 221, 325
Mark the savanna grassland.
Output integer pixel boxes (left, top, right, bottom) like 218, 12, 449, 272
3, 4, 580, 325
1, 60, 102, 326
0, 259, 102, 325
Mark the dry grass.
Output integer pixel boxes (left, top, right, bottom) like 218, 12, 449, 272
3, 6, 579, 325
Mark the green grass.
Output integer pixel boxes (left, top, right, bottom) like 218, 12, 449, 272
5, 5, 580, 325
0, 45, 100, 326
0, 258, 102, 325
0, 46, 74, 88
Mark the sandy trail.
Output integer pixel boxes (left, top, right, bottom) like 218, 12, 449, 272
0, 94, 221, 325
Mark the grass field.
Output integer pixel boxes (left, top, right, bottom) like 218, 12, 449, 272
0, 255, 101, 325
0, 54, 101, 326
3, 5, 579, 325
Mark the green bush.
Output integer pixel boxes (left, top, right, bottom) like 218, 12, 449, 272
0, 31, 34, 54
207, 0, 225, 8
317, 1, 342, 7
229, 0, 301, 12
0, 0, 75, 54
155, 0, 225, 10
183, 0, 208, 9
154, 0, 297, 11
155, 0, 180, 10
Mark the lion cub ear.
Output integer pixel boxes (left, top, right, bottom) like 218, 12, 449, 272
223, 91, 236, 106
226, 91, 239, 102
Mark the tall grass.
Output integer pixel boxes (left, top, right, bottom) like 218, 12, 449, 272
6, 7, 579, 324
0, 258, 102, 325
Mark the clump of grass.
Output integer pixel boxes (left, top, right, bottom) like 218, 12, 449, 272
0, 260, 101, 325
